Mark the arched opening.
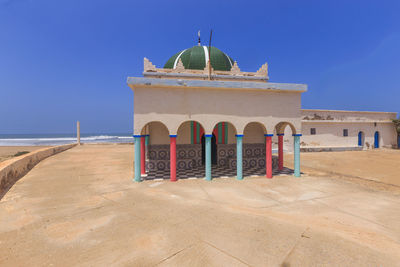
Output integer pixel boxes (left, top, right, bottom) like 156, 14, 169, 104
200, 122, 238, 178
275, 122, 297, 135
358, 131, 365, 147
243, 122, 267, 176
175, 121, 205, 178
273, 122, 298, 175
140, 121, 170, 180
374, 131, 380, 148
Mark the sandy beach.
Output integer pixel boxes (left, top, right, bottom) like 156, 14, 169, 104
1, 144, 400, 266
0, 146, 50, 163
284, 149, 400, 188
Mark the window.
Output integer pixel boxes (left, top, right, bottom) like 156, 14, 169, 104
310, 128, 316, 135
343, 129, 348, 137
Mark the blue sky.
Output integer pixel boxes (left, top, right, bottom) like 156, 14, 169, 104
1, 0, 399, 134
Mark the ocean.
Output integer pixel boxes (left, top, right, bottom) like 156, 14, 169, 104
0, 133, 134, 146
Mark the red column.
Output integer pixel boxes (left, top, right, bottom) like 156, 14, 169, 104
278, 134, 284, 171
140, 135, 146, 175
170, 135, 177, 182
265, 135, 273, 178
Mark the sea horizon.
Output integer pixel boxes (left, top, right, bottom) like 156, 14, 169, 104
0, 133, 134, 146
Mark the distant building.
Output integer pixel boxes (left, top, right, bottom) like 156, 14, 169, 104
301, 109, 396, 151
127, 42, 397, 182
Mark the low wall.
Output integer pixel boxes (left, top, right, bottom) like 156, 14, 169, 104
0, 143, 76, 199
301, 146, 363, 152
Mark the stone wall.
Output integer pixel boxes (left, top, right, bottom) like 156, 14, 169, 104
0, 144, 76, 199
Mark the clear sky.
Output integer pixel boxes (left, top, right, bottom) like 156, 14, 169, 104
1, 0, 399, 134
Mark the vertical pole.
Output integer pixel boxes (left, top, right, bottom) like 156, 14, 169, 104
225, 123, 228, 144
190, 121, 194, 144
140, 136, 146, 175
196, 123, 200, 144
218, 123, 223, 144
193, 122, 197, 144
77, 121, 80, 145
222, 122, 225, 144
145, 135, 149, 172
265, 134, 273, 178
170, 135, 177, 182
205, 134, 212, 181
236, 135, 243, 180
293, 134, 301, 177
133, 135, 141, 182
398, 135, 400, 149
278, 134, 284, 171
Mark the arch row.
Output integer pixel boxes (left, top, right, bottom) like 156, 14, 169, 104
137, 119, 299, 136
133, 119, 302, 182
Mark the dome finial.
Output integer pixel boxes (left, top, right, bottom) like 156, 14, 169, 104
198, 30, 201, 46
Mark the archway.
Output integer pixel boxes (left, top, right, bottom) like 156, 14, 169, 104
136, 121, 170, 181
243, 122, 267, 177
175, 120, 205, 179
274, 121, 298, 177
196, 121, 239, 180
374, 131, 380, 148
358, 131, 365, 147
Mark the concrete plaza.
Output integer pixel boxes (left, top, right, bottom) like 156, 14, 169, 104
1, 144, 400, 266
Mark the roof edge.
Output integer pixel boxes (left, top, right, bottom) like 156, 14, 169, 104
301, 108, 397, 115
127, 77, 307, 92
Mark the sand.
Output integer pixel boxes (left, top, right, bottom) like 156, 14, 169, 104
0, 146, 50, 163
284, 149, 400, 188
1, 144, 400, 266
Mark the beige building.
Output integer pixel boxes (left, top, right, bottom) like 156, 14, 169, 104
127, 42, 397, 182
301, 109, 397, 150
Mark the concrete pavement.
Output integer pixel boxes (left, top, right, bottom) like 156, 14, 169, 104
1, 144, 400, 266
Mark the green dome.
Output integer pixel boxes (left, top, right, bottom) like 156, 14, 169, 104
164, 46, 234, 71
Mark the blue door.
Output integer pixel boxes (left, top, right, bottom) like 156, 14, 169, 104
374, 131, 380, 148
358, 132, 363, 146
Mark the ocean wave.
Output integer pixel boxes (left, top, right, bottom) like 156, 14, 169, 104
0, 135, 132, 141
0, 135, 133, 146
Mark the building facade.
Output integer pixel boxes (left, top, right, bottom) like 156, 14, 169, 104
127, 44, 397, 182
301, 109, 397, 150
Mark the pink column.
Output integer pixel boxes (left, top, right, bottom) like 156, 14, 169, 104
170, 135, 177, 182
278, 134, 284, 171
140, 135, 146, 175
265, 134, 273, 178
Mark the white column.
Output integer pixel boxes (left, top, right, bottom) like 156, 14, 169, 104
77, 121, 80, 145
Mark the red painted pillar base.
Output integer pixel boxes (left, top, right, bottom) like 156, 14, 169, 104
278, 134, 284, 171
170, 135, 177, 182
265, 134, 273, 178
140, 135, 146, 175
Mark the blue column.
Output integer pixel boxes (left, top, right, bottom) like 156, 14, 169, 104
398, 135, 400, 149
133, 135, 141, 182
236, 135, 243, 180
293, 134, 301, 177
205, 134, 212, 181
